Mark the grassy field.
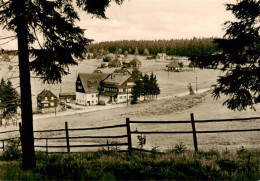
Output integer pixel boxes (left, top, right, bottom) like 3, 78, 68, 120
0, 55, 259, 152
0, 148, 259, 180
0, 55, 220, 109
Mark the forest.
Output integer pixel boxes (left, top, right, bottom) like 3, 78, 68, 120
87, 37, 218, 56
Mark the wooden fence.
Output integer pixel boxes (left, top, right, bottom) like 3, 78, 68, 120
0, 113, 259, 153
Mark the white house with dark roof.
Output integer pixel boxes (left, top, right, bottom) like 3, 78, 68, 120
99, 74, 135, 105
76, 73, 109, 106
156, 53, 167, 60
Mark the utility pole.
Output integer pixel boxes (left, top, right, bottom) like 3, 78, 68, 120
127, 87, 129, 106
196, 77, 198, 94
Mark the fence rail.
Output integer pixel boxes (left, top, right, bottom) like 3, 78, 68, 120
0, 113, 259, 153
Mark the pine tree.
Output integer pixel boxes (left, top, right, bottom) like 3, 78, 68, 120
0, 79, 20, 117
189, 0, 260, 111
152, 74, 160, 99
131, 79, 143, 104
0, 0, 124, 169
142, 74, 150, 100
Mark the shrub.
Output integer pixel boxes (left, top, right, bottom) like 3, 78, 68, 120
173, 142, 187, 154
1, 139, 21, 161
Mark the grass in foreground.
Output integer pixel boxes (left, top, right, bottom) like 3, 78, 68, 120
0, 146, 259, 180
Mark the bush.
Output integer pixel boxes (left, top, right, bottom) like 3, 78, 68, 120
1, 139, 21, 161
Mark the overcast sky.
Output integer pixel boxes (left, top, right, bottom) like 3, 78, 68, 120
0, 0, 236, 50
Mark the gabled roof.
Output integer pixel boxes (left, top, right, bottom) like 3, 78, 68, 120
130, 58, 141, 65
37, 89, 57, 100
166, 61, 179, 68
93, 69, 103, 73
114, 68, 131, 75
108, 59, 121, 66
103, 74, 131, 85
78, 73, 109, 93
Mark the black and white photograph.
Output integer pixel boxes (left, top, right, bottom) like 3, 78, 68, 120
0, 0, 259, 180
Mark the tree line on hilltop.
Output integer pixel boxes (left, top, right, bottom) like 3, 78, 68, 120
87, 38, 218, 57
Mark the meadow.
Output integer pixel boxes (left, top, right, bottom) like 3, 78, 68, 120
0, 55, 259, 152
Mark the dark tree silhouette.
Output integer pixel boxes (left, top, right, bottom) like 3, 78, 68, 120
189, 0, 260, 111
0, 79, 20, 117
0, 0, 124, 169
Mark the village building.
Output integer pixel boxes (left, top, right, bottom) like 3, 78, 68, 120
93, 69, 103, 73
76, 73, 109, 106
156, 53, 167, 60
113, 68, 131, 75
130, 58, 142, 68
122, 61, 131, 68
108, 59, 121, 68
37, 89, 58, 109
99, 74, 135, 105
59, 92, 76, 103
166, 61, 180, 71
100, 63, 107, 68
146, 56, 153, 60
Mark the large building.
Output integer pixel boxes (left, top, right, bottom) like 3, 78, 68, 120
76, 73, 109, 106
99, 74, 135, 105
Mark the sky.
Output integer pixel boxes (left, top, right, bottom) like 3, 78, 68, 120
0, 0, 236, 50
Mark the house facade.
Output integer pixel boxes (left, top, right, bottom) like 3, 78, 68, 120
37, 89, 58, 109
76, 73, 109, 106
108, 59, 121, 68
99, 74, 135, 105
59, 93, 76, 103
166, 61, 180, 71
130, 58, 141, 68
156, 53, 167, 60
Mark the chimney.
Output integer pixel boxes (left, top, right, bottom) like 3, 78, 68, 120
110, 73, 114, 79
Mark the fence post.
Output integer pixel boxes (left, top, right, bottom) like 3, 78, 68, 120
126, 118, 132, 153
65, 122, 70, 153
2, 140, 4, 151
19, 122, 22, 143
46, 138, 48, 155
190, 113, 198, 152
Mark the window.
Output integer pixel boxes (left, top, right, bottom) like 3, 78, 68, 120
51, 97, 54, 100
43, 103, 48, 107
119, 96, 122, 99
124, 96, 127, 99
96, 94, 98, 97
77, 85, 82, 89
92, 95, 94, 98
45, 97, 48, 101
92, 101, 94, 103
50, 102, 54, 106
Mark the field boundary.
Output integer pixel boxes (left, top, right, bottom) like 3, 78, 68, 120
0, 113, 259, 153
